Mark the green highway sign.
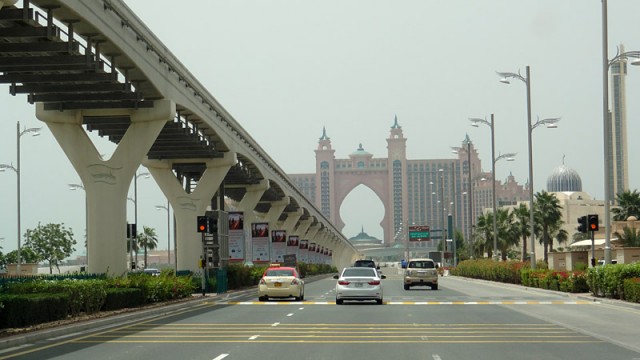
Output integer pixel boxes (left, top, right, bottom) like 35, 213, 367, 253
408, 225, 430, 241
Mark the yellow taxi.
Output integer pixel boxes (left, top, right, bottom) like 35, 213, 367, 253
258, 264, 305, 301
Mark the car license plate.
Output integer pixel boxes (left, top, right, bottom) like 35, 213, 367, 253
354, 282, 363, 288
274, 282, 282, 287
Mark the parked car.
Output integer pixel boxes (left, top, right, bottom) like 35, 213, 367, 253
143, 268, 161, 276
258, 264, 305, 301
334, 267, 385, 305
403, 258, 438, 290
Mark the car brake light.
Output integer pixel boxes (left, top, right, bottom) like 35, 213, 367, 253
368, 280, 380, 285
259, 278, 266, 285
338, 280, 350, 285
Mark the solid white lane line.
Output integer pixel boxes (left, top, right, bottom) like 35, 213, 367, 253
212, 354, 229, 360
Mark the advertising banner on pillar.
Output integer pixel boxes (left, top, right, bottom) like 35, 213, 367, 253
228, 212, 244, 261
251, 222, 269, 263
308, 242, 316, 263
271, 230, 287, 263
299, 239, 309, 263
287, 235, 299, 257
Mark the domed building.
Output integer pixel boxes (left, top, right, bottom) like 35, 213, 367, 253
547, 163, 582, 192
348, 227, 383, 248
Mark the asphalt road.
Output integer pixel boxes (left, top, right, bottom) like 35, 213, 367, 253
1, 268, 639, 360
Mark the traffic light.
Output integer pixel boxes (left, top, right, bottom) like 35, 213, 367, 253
197, 216, 208, 233
577, 216, 587, 233
588, 214, 599, 232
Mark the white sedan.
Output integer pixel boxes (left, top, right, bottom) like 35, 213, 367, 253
334, 267, 385, 305
258, 265, 305, 301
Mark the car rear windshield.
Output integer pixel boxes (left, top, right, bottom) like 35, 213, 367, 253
266, 269, 294, 276
354, 261, 375, 267
342, 268, 377, 277
408, 261, 435, 269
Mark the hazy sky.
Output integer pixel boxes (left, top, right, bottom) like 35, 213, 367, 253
2, 0, 640, 255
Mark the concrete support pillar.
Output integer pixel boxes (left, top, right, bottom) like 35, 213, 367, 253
305, 223, 321, 241
36, 100, 175, 276
145, 153, 236, 272
266, 197, 289, 229
294, 218, 312, 237
236, 180, 269, 264
282, 209, 303, 234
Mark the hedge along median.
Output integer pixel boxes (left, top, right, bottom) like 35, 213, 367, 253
586, 262, 640, 300
0, 270, 196, 330
450, 259, 589, 294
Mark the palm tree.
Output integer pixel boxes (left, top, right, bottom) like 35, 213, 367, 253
614, 226, 640, 247
475, 212, 494, 258
513, 203, 531, 261
612, 189, 640, 221
495, 208, 519, 261
138, 226, 159, 269
534, 190, 564, 263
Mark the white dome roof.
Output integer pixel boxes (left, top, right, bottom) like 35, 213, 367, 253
547, 164, 582, 192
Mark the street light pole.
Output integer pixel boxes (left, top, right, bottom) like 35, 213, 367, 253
497, 67, 561, 268
155, 202, 171, 267
68, 183, 88, 267
0, 121, 41, 274
133, 171, 150, 268
470, 115, 516, 261
451, 140, 474, 247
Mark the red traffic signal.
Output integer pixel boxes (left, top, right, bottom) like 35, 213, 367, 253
588, 215, 599, 232
197, 216, 208, 233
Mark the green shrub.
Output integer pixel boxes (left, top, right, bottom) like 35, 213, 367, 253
5, 279, 107, 315
622, 278, 640, 303
103, 288, 145, 311
587, 263, 640, 299
0, 293, 69, 329
451, 259, 525, 284
108, 272, 195, 303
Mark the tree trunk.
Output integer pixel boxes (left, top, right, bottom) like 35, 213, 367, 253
522, 236, 528, 261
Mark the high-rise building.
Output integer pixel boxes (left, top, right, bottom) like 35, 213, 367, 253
609, 43, 630, 202
288, 117, 530, 244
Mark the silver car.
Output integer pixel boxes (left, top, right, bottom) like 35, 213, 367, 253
334, 267, 385, 305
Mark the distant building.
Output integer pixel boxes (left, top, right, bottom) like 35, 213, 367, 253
288, 117, 530, 244
348, 227, 383, 249
609, 43, 630, 201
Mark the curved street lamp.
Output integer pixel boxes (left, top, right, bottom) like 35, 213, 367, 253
0, 121, 41, 274
470, 114, 516, 260
496, 66, 561, 269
